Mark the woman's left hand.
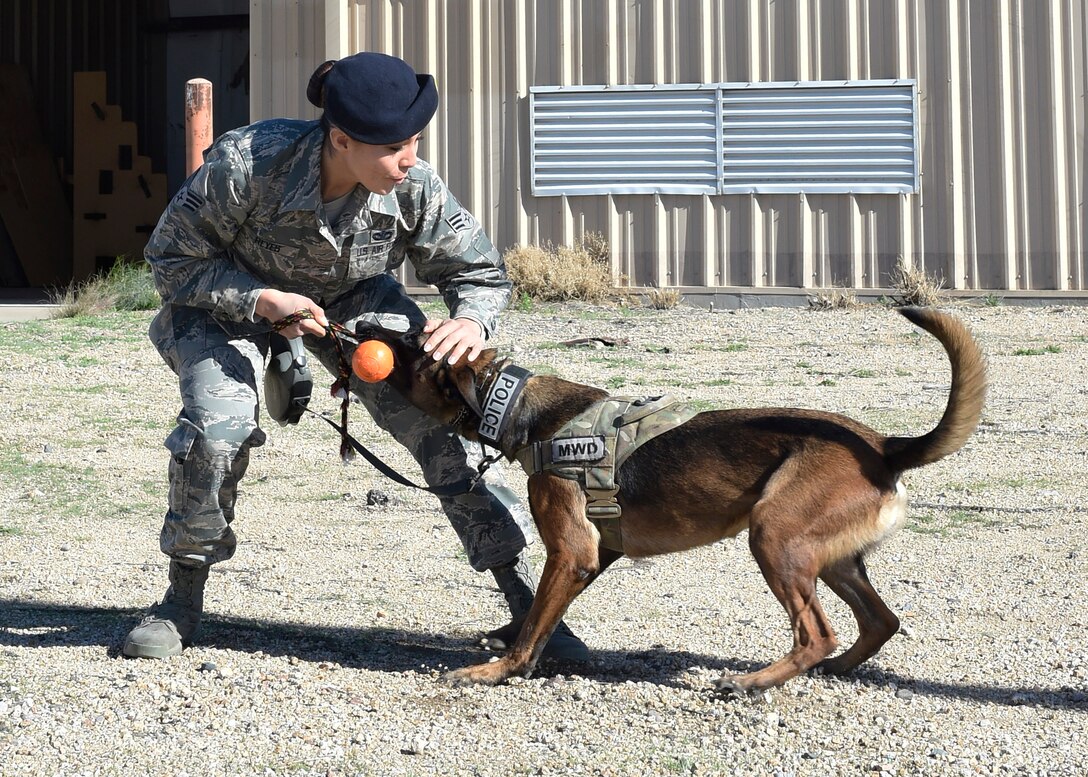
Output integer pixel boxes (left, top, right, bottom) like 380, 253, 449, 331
422, 317, 485, 364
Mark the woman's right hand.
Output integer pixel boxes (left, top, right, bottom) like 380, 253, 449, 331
255, 289, 329, 338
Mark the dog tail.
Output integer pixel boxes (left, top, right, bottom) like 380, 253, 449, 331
882, 306, 987, 473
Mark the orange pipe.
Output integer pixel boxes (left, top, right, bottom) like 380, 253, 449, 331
185, 78, 214, 177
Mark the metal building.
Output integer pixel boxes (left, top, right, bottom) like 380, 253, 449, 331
252, 0, 1087, 300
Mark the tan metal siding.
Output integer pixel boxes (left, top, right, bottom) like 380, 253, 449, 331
250, 0, 1088, 294
250, 0, 329, 122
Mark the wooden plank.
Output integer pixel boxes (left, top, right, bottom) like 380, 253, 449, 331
72, 71, 167, 277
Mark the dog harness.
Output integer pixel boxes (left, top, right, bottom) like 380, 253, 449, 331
513, 394, 701, 553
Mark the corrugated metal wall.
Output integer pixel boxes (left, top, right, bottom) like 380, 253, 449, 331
250, 0, 1088, 294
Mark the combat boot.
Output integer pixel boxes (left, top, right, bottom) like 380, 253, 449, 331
483, 551, 590, 663
122, 561, 209, 659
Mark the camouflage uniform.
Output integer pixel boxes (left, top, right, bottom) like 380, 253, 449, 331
145, 118, 533, 572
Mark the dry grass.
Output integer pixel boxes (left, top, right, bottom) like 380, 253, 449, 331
49, 260, 160, 318
644, 286, 683, 309
808, 285, 860, 311
503, 233, 616, 302
889, 259, 946, 307
49, 278, 121, 318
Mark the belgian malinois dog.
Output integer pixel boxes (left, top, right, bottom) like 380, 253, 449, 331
378, 306, 986, 694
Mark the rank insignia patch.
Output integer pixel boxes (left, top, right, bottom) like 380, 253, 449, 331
177, 190, 206, 213
445, 208, 475, 233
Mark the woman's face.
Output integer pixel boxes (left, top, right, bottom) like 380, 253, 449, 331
327, 128, 420, 195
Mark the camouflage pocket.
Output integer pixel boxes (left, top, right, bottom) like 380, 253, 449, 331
164, 420, 200, 515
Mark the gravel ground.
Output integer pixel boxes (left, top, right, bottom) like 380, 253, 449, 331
0, 300, 1086, 776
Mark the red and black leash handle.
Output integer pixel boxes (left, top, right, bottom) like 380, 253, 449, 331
272, 308, 358, 461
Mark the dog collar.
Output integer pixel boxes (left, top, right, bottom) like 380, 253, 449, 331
477, 364, 532, 446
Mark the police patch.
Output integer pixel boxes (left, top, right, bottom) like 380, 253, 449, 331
445, 208, 475, 233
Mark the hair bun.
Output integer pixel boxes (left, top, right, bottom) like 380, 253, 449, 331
306, 60, 337, 108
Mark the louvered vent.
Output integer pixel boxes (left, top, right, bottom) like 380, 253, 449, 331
530, 88, 720, 195
720, 83, 917, 194
529, 80, 917, 196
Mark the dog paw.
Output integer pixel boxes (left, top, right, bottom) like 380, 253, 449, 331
813, 657, 851, 676
441, 661, 511, 687
713, 676, 747, 697
713, 676, 769, 701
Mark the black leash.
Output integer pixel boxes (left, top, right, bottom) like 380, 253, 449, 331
304, 408, 501, 498
273, 309, 499, 498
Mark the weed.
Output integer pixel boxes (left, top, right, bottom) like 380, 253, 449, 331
888, 258, 945, 306
503, 232, 617, 302
949, 509, 1002, 532
606, 376, 627, 389
808, 285, 859, 310
514, 291, 534, 312
702, 378, 733, 386
0, 525, 24, 536
50, 260, 160, 317
981, 293, 1003, 307
588, 356, 643, 369
908, 513, 944, 536
663, 756, 698, 773
998, 476, 1055, 489
907, 508, 1002, 536
1013, 345, 1061, 356
850, 368, 877, 378
723, 342, 748, 353
818, 378, 837, 386
645, 286, 682, 309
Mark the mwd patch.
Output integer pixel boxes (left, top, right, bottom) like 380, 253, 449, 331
515, 394, 702, 552
550, 436, 606, 463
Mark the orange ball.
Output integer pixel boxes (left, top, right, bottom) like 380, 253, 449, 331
351, 340, 395, 382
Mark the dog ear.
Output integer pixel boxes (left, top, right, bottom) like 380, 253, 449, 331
397, 329, 426, 352
449, 364, 484, 417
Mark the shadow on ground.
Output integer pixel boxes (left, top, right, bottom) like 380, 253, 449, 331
1, 598, 1084, 711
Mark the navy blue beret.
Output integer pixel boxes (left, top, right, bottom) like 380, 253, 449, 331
316, 52, 438, 144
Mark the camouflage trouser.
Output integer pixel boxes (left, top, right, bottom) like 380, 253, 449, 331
149, 273, 534, 572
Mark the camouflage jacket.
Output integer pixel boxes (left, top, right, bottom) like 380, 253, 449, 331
144, 118, 511, 336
